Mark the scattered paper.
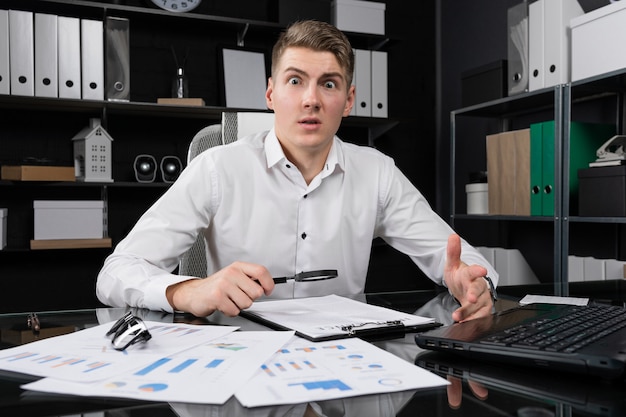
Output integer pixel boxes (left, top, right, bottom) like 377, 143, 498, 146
0, 321, 238, 382
519, 294, 589, 306
235, 335, 449, 407
22, 331, 295, 405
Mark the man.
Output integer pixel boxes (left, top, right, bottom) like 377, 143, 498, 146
97, 20, 497, 322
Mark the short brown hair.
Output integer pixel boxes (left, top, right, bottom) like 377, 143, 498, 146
271, 20, 354, 89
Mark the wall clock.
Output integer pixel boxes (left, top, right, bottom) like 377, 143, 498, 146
149, 0, 202, 13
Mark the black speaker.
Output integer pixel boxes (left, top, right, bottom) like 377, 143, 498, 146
134, 154, 157, 183
160, 156, 182, 183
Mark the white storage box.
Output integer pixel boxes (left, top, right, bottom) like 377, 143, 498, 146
0, 208, 6, 249
331, 0, 385, 35
34, 200, 104, 240
571, 1, 626, 82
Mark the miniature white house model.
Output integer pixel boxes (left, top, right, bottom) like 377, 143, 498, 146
72, 118, 114, 182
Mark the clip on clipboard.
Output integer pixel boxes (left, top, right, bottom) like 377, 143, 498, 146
340, 320, 404, 336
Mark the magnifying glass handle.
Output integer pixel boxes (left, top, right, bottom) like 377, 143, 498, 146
273, 277, 289, 284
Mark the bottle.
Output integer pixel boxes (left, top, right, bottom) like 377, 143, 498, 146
172, 67, 188, 98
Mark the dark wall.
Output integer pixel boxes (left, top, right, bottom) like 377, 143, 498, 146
436, 0, 520, 218
366, 1, 438, 292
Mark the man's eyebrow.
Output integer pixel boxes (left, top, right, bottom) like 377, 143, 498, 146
283, 67, 345, 81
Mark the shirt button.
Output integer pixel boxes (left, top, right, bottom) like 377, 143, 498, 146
303, 194, 308, 199
286, 164, 291, 168
301, 232, 307, 240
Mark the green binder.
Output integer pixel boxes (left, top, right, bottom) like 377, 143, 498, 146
530, 121, 615, 216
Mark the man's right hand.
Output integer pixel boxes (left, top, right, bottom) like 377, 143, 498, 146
166, 261, 275, 317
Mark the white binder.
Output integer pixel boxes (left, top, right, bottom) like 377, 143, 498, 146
9, 10, 34, 96
528, 0, 544, 91
543, 0, 583, 88
0, 10, 9, 95
81, 19, 104, 100
354, 49, 371, 117
34, 13, 58, 98
528, 0, 584, 91
58, 16, 81, 99
371, 50, 387, 118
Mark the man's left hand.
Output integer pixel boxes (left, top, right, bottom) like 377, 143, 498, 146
443, 234, 494, 322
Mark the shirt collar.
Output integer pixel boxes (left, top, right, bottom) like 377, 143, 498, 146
264, 129, 345, 175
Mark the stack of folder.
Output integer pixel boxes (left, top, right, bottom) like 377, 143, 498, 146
486, 121, 615, 216
352, 49, 388, 118
2, 9, 105, 100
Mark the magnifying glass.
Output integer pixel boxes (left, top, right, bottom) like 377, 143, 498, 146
273, 269, 338, 284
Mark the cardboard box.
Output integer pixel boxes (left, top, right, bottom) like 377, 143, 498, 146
1, 165, 75, 181
331, 0, 385, 35
34, 200, 104, 240
0, 208, 6, 249
578, 165, 626, 216
571, 1, 626, 82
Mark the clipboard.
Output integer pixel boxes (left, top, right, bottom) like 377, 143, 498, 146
239, 294, 442, 342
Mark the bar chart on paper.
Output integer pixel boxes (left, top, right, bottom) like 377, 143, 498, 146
0, 348, 162, 382
235, 337, 449, 407
0, 321, 238, 382
22, 331, 295, 405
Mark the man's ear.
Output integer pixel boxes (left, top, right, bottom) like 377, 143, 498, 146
343, 84, 355, 116
265, 77, 274, 110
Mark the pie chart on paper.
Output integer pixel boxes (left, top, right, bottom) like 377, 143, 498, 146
138, 383, 168, 392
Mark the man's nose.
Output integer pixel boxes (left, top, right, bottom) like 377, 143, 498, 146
302, 85, 321, 109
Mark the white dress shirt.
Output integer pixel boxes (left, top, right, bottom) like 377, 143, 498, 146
96, 129, 497, 312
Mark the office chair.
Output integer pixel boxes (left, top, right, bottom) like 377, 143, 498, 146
178, 111, 275, 277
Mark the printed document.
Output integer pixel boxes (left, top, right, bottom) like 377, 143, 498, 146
241, 294, 438, 341
23, 331, 295, 405
0, 321, 238, 382
235, 335, 449, 407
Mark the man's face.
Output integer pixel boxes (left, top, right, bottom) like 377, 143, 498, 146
266, 47, 355, 158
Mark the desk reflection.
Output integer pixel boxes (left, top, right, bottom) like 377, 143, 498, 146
169, 390, 419, 417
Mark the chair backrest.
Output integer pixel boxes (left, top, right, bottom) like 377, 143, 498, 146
178, 111, 274, 277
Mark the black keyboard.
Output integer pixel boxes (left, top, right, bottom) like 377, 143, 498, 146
480, 305, 626, 353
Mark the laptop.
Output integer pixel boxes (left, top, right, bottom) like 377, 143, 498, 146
414, 302, 626, 379
415, 350, 626, 417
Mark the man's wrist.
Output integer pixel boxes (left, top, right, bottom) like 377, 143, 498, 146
483, 276, 497, 302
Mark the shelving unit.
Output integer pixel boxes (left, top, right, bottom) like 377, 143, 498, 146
450, 68, 626, 296
0, 0, 399, 312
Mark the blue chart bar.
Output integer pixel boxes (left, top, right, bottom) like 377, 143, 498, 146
290, 379, 352, 391
205, 359, 224, 369
169, 359, 198, 373
135, 358, 172, 376
261, 364, 275, 377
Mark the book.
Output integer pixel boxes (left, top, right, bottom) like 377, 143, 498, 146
30, 238, 112, 250
240, 294, 440, 342
1, 165, 75, 181
157, 97, 205, 106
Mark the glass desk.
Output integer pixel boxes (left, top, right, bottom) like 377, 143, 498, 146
1, 288, 625, 417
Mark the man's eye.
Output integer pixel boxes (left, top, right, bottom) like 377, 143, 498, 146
288, 77, 300, 85
324, 81, 336, 89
